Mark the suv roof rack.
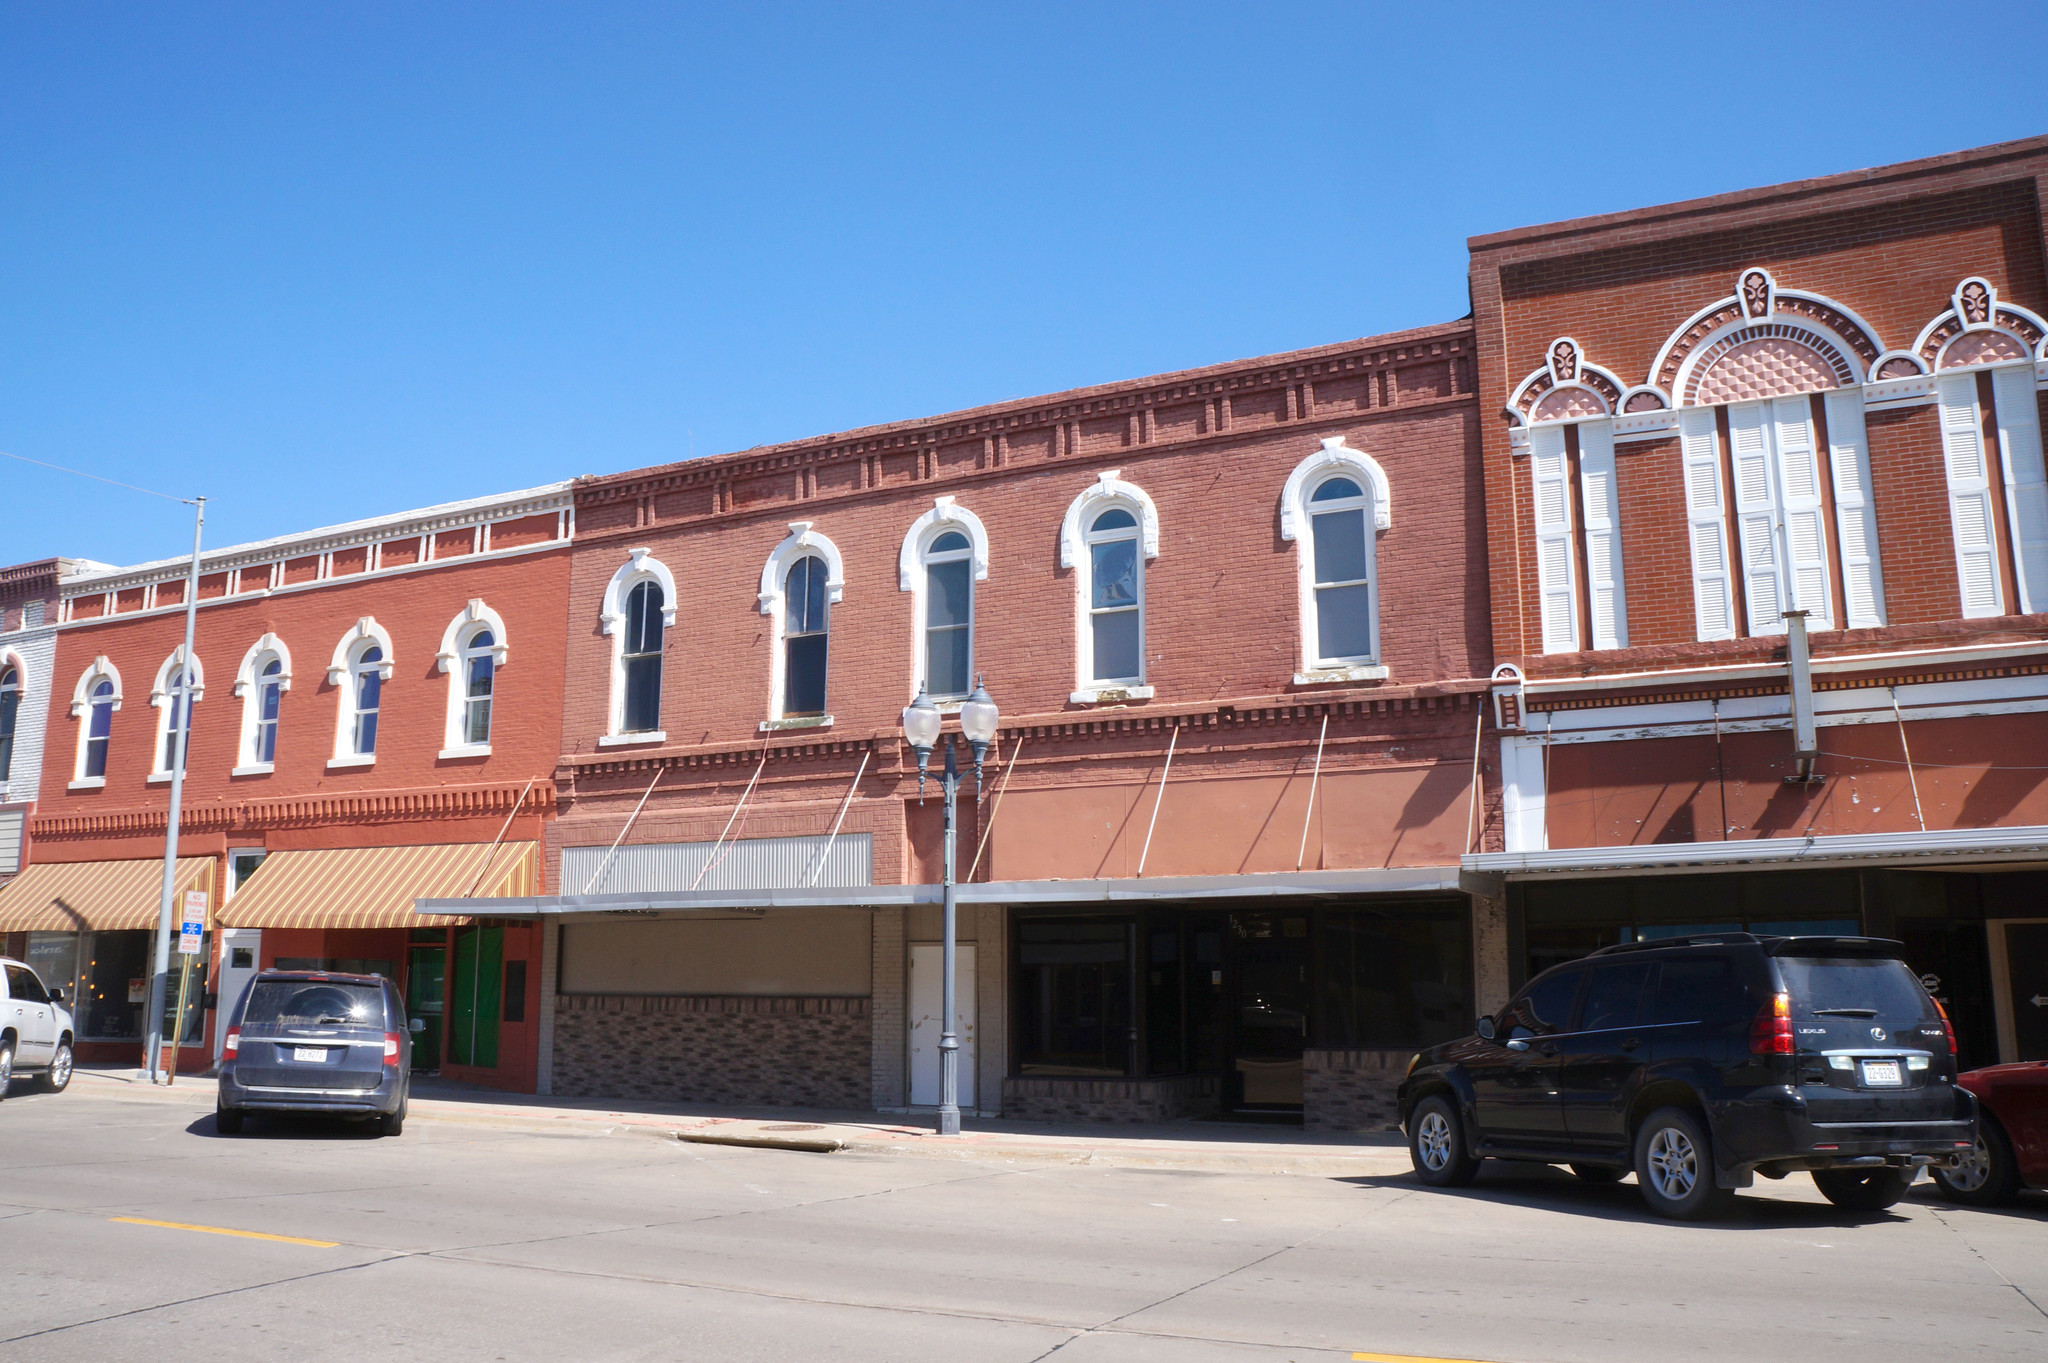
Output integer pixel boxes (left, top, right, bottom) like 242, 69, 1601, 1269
1590, 932, 1761, 956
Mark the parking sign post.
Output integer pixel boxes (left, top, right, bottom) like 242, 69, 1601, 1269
166, 889, 207, 1086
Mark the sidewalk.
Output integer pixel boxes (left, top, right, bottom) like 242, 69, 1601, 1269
69, 1066, 1415, 1176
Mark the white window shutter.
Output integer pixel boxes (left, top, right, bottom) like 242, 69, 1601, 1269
1727, 401, 1786, 635
1991, 364, 2048, 614
1771, 396, 1833, 629
1680, 407, 1735, 642
1938, 372, 2004, 618
1823, 388, 1885, 629
1576, 420, 1626, 650
1529, 425, 1579, 653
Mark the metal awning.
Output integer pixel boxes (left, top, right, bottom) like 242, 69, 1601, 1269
415, 865, 1464, 919
1460, 825, 2048, 881
0, 857, 214, 933
223, 842, 536, 930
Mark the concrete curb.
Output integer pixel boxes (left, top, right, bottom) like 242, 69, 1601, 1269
677, 1131, 846, 1154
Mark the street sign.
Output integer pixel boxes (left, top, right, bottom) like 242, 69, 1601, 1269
178, 921, 203, 955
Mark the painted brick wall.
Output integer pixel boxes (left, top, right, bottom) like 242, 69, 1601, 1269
0, 624, 58, 807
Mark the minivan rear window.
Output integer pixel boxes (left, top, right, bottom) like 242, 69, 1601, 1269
1778, 956, 1933, 1021
242, 980, 385, 1029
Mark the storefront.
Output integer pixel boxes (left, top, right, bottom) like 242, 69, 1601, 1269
0, 855, 218, 1067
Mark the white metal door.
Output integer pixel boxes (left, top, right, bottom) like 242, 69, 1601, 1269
214, 928, 263, 1062
909, 942, 976, 1109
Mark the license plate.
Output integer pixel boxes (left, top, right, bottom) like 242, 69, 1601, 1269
292, 1047, 329, 1063
1860, 1059, 1903, 1087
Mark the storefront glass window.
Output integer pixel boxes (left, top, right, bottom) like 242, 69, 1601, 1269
83, 931, 150, 1040
1015, 918, 1132, 1076
25, 931, 83, 1007
1316, 905, 1471, 1049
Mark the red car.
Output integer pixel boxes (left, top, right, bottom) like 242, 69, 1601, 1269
1932, 1060, 2048, 1206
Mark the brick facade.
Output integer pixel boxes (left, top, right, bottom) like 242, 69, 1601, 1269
551, 994, 871, 1110
1301, 1049, 1409, 1133
1001, 1075, 1220, 1124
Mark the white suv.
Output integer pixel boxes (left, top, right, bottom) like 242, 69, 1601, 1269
2, 957, 76, 1098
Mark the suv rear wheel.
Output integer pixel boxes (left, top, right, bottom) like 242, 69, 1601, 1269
1813, 1167, 1914, 1212
1634, 1107, 1734, 1220
1932, 1119, 2021, 1207
1408, 1096, 1479, 1187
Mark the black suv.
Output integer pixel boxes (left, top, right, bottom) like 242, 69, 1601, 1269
1397, 934, 1978, 1219
217, 970, 412, 1136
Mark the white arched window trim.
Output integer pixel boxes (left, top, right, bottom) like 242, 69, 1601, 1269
897, 496, 990, 702
232, 633, 293, 775
1281, 439, 1392, 682
326, 617, 393, 768
147, 645, 205, 781
1061, 470, 1159, 703
758, 521, 844, 728
0, 648, 29, 700
68, 656, 123, 788
438, 599, 507, 758
599, 549, 677, 746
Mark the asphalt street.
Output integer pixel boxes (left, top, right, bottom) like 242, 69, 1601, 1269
2, 1079, 2043, 1363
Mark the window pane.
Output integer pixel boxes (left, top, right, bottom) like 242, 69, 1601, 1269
85, 734, 108, 779
1092, 609, 1141, 682
927, 624, 971, 698
466, 695, 492, 745
354, 709, 379, 756
927, 559, 971, 629
260, 681, 280, 722
1091, 507, 1136, 532
626, 581, 664, 655
623, 654, 661, 732
785, 633, 827, 715
1580, 962, 1651, 1033
1315, 583, 1373, 660
1311, 476, 1363, 502
257, 714, 277, 764
89, 696, 113, 739
357, 669, 382, 713
467, 654, 494, 700
1316, 908, 1471, 1048
1090, 539, 1137, 610
470, 629, 494, 650
1311, 508, 1368, 584
803, 556, 828, 633
1016, 918, 1132, 1076
929, 530, 969, 553
360, 646, 382, 665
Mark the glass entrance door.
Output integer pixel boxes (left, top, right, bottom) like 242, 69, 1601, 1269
406, 946, 445, 1072
1226, 911, 1311, 1110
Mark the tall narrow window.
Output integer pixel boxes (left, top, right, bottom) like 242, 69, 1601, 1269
0, 666, 17, 782
783, 554, 829, 716
461, 629, 494, 744
76, 669, 119, 783
161, 667, 193, 773
351, 646, 383, 756
1307, 477, 1373, 663
254, 660, 282, 764
924, 531, 973, 698
1087, 508, 1142, 683
621, 580, 663, 733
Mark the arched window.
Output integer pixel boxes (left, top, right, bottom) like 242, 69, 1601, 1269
325, 618, 394, 767
436, 600, 509, 756
160, 667, 194, 774
923, 531, 974, 699
148, 647, 205, 780
1085, 508, 1143, 685
234, 633, 293, 774
621, 580, 664, 733
349, 645, 383, 757
459, 629, 494, 745
1305, 476, 1374, 664
253, 661, 282, 763
782, 554, 830, 717
0, 664, 17, 783
69, 658, 122, 786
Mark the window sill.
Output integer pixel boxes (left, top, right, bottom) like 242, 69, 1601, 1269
598, 731, 667, 748
759, 715, 833, 732
1069, 685, 1155, 705
438, 745, 491, 760
68, 777, 106, 791
230, 763, 274, 777
145, 771, 179, 785
325, 754, 377, 770
1293, 664, 1390, 685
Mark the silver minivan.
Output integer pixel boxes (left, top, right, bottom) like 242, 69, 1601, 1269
217, 970, 410, 1135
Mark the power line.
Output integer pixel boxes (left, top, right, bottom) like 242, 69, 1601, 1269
2, 449, 192, 503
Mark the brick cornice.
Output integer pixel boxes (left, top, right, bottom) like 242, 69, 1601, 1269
29, 779, 554, 841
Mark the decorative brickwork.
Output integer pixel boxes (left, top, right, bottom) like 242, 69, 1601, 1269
551, 994, 872, 1109
1302, 1049, 1410, 1132
1002, 1075, 1219, 1124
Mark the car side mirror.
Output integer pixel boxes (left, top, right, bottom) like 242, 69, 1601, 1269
409, 1018, 426, 1033
1475, 1015, 1496, 1041
48, 988, 64, 1006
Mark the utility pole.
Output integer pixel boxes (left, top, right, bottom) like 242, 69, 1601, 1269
144, 497, 205, 1084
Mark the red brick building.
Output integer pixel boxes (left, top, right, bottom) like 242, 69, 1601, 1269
0, 486, 573, 1088
1461, 136, 2048, 1068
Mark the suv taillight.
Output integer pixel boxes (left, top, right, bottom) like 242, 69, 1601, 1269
1932, 997, 1958, 1056
223, 1026, 240, 1057
1750, 992, 1794, 1055
382, 1032, 402, 1067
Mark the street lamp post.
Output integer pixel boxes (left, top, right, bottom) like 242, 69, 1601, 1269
902, 678, 998, 1137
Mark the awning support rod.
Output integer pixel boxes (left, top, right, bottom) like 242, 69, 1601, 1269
689, 740, 772, 891
582, 766, 666, 895
1462, 698, 1484, 856
1891, 686, 1927, 832
1135, 723, 1180, 878
465, 777, 536, 898
805, 747, 872, 887
966, 731, 1023, 882
1298, 713, 1329, 871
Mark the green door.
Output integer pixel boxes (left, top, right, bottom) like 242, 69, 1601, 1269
449, 926, 502, 1069
406, 946, 446, 1072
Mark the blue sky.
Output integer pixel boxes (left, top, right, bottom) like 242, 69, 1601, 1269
5, 3, 2046, 567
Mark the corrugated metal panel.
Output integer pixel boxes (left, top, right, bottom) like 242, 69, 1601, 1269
564, 834, 873, 896
0, 809, 21, 876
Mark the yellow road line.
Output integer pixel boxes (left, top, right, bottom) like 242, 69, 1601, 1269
109, 1216, 338, 1248
1354, 1353, 1509, 1363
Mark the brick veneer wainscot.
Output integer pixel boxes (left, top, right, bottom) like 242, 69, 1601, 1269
551, 995, 871, 1109
1001, 1075, 1220, 1124
1302, 1049, 1409, 1132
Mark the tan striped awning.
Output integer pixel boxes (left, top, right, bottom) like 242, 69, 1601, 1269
0, 857, 215, 933
216, 842, 536, 931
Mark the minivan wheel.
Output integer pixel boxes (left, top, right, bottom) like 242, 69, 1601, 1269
1932, 1120, 2021, 1207
378, 1106, 405, 1138
1571, 1163, 1625, 1183
215, 1107, 244, 1135
1408, 1096, 1479, 1187
40, 1042, 73, 1093
1634, 1107, 1734, 1220
1813, 1166, 1914, 1212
